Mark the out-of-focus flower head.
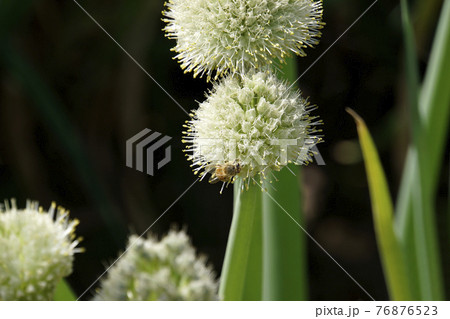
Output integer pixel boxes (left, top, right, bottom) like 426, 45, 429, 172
0, 199, 82, 301
94, 229, 218, 300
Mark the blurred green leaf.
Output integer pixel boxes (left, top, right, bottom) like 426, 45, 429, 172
54, 279, 76, 301
348, 108, 412, 301
394, 150, 420, 300
418, 0, 450, 188
399, 0, 432, 301
413, 0, 443, 50
396, 0, 450, 300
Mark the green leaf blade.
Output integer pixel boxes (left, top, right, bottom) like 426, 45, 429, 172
348, 108, 412, 301
395, 0, 449, 300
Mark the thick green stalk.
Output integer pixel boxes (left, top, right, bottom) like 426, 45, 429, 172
262, 166, 307, 300
261, 57, 307, 300
348, 109, 412, 300
241, 182, 263, 300
396, 0, 450, 300
219, 180, 262, 300
54, 279, 76, 301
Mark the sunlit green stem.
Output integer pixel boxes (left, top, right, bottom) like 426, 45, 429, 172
262, 166, 307, 300
54, 279, 76, 301
219, 180, 262, 300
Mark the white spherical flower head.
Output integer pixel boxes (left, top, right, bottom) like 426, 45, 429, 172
183, 71, 321, 189
0, 199, 82, 301
163, 0, 324, 80
94, 230, 218, 301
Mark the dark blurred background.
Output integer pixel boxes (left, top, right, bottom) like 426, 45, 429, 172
0, 0, 448, 300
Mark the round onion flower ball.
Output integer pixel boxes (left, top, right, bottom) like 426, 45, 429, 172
183, 71, 321, 191
163, 0, 324, 80
0, 199, 82, 301
93, 230, 218, 301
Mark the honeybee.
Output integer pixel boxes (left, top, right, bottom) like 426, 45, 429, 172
208, 161, 241, 184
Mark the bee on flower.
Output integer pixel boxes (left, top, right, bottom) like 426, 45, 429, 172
182, 71, 321, 193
